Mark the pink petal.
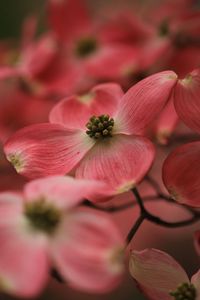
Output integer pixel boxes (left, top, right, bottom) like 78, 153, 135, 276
76, 135, 155, 197
174, 69, 200, 134
49, 83, 123, 129
162, 141, 200, 207
153, 96, 179, 145
194, 231, 200, 256
129, 248, 189, 300
191, 270, 200, 299
48, 0, 91, 42
50, 207, 124, 293
115, 71, 178, 135
0, 217, 48, 297
4, 123, 95, 179
24, 176, 106, 209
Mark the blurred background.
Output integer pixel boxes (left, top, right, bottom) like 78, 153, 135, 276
0, 1, 199, 299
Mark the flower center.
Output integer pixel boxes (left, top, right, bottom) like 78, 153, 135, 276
76, 37, 97, 58
170, 283, 196, 300
24, 198, 62, 234
86, 114, 114, 139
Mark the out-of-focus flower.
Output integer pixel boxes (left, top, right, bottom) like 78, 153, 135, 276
162, 141, 200, 208
48, 0, 140, 83
4, 72, 177, 198
0, 176, 124, 297
129, 248, 200, 300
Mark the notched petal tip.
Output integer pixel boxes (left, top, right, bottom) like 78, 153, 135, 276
6, 153, 24, 173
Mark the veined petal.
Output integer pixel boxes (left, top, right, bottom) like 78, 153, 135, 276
51, 207, 124, 293
115, 71, 177, 135
129, 249, 189, 300
154, 96, 179, 145
0, 219, 48, 297
162, 141, 200, 207
4, 123, 95, 179
24, 176, 106, 209
191, 270, 200, 300
76, 135, 155, 198
174, 69, 200, 134
194, 231, 200, 256
49, 83, 123, 129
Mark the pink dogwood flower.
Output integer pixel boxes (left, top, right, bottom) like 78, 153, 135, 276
4, 72, 177, 198
129, 248, 200, 300
162, 141, 200, 208
0, 176, 124, 297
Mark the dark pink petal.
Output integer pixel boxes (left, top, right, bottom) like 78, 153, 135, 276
191, 270, 200, 299
49, 83, 123, 129
153, 96, 179, 145
76, 135, 155, 197
48, 0, 91, 42
194, 231, 200, 256
24, 176, 106, 209
4, 123, 95, 179
51, 207, 124, 293
129, 249, 189, 300
174, 69, 200, 134
115, 71, 178, 135
162, 141, 200, 207
0, 217, 48, 297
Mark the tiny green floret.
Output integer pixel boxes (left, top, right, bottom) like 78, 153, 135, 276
170, 282, 196, 300
86, 114, 114, 139
76, 37, 97, 58
25, 198, 62, 234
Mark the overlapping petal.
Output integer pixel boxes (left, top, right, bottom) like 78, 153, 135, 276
51, 207, 124, 293
76, 134, 155, 196
115, 71, 178, 135
4, 123, 95, 179
129, 249, 189, 300
174, 68, 200, 134
162, 141, 200, 207
49, 83, 123, 129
